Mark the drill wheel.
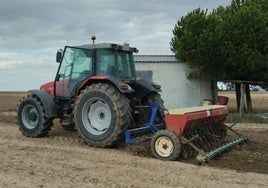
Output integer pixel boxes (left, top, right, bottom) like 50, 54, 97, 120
151, 130, 181, 161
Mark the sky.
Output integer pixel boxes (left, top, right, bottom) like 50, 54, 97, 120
0, 0, 232, 91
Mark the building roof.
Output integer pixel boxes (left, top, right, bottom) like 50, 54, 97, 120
134, 55, 183, 63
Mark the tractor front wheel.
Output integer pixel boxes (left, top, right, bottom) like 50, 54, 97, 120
151, 130, 181, 161
17, 94, 53, 137
74, 83, 131, 147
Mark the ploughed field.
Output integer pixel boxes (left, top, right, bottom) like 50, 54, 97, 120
0, 92, 267, 187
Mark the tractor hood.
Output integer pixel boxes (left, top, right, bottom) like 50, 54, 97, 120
40, 81, 54, 97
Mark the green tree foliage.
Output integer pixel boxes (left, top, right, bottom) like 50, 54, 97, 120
170, 0, 268, 83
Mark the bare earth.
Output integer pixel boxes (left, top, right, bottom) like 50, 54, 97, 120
0, 92, 268, 187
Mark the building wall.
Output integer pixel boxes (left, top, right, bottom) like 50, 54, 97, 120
135, 62, 216, 109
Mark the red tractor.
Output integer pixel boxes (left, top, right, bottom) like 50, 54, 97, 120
17, 36, 163, 147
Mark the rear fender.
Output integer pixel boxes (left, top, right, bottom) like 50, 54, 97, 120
29, 90, 58, 118
75, 75, 134, 96
131, 77, 161, 99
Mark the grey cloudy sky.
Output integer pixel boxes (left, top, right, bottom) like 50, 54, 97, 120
0, 0, 231, 91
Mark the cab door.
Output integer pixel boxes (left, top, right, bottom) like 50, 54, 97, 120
55, 47, 93, 98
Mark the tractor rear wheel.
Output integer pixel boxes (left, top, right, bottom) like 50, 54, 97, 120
151, 130, 181, 161
17, 94, 53, 137
74, 83, 131, 147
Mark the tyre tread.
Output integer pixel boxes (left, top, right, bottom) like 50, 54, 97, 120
17, 94, 53, 137
74, 83, 131, 147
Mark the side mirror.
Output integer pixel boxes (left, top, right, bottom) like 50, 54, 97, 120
56, 50, 63, 63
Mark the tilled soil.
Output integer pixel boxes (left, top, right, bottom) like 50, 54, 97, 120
0, 114, 268, 187
0, 93, 268, 187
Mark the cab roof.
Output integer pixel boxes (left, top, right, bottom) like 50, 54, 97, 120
73, 43, 139, 53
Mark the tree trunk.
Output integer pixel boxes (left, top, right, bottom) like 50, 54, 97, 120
235, 83, 241, 111
245, 84, 252, 113
240, 83, 246, 118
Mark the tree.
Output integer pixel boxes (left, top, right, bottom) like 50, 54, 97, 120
170, 8, 223, 79
171, 0, 268, 113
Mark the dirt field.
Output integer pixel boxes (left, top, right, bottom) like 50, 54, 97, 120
0, 92, 268, 187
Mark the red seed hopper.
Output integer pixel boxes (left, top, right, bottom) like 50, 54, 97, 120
150, 105, 246, 163
165, 105, 228, 137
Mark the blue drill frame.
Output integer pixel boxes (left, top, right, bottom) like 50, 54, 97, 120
125, 102, 165, 144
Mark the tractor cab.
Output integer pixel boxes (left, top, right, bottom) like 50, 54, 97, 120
52, 42, 138, 98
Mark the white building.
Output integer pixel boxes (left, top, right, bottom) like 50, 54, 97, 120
134, 55, 217, 109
